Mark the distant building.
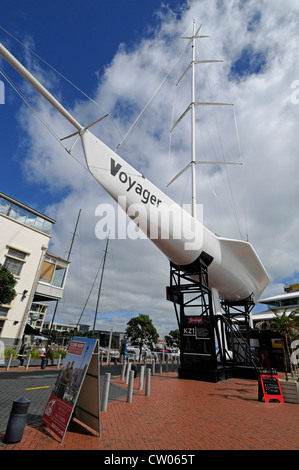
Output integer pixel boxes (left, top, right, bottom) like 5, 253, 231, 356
252, 284, 299, 329
0, 192, 69, 349
248, 284, 299, 370
42, 321, 90, 335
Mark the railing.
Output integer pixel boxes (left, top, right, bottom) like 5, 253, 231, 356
220, 315, 262, 372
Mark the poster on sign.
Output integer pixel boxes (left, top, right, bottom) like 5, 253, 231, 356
258, 369, 284, 403
42, 337, 100, 442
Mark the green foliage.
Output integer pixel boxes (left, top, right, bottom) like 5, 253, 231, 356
126, 314, 158, 348
165, 329, 180, 348
27, 349, 41, 359
272, 308, 299, 379
4, 348, 17, 360
46, 347, 66, 360
0, 264, 17, 305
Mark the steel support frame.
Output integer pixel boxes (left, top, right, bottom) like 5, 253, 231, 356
167, 258, 223, 381
167, 258, 260, 381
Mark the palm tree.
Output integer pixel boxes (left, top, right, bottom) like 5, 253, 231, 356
271, 308, 299, 380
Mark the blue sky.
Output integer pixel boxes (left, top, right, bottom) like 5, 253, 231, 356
0, 0, 184, 208
0, 0, 299, 335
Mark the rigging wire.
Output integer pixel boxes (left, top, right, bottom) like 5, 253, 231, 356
198, 40, 246, 240
233, 106, 249, 242
0, 25, 109, 116
76, 256, 104, 328
0, 25, 190, 177
0, 66, 90, 173
115, 38, 191, 154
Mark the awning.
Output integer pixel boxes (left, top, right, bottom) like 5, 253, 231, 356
24, 324, 48, 338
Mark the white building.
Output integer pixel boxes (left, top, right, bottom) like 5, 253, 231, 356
252, 283, 299, 329
0, 192, 69, 349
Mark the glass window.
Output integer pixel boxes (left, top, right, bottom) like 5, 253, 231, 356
33, 216, 45, 232
0, 197, 10, 216
13, 205, 28, 224
42, 220, 52, 235
4, 257, 23, 276
52, 265, 66, 288
7, 248, 27, 260
40, 261, 55, 283
0, 307, 9, 317
0, 197, 53, 235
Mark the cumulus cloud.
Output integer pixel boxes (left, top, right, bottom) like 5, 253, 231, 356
15, 0, 299, 334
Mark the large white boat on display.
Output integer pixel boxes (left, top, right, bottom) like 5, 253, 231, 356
0, 22, 269, 317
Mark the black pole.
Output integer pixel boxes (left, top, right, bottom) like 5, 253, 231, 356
49, 209, 81, 332
93, 237, 109, 335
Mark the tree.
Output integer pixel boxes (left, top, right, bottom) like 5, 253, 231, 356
0, 264, 17, 305
165, 329, 181, 349
126, 314, 158, 358
272, 308, 299, 380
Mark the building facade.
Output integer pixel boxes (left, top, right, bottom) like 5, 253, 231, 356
0, 192, 69, 349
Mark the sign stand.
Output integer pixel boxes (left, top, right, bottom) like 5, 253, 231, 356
42, 337, 101, 442
258, 369, 284, 403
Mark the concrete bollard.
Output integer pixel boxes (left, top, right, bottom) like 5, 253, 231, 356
127, 370, 134, 403
101, 373, 111, 412
125, 362, 131, 384
4, 397, 31, 443
145, 367, 151, 396
138, 365, 145, 390
25, 354, 31, 371
152, 359, 155, 375
159, 363, 163, 374
121, 360, 126, 381
6, 353, 13, 371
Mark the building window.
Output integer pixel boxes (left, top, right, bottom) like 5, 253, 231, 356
4, 247, 28, 276
39, 256, 67, 288
0, 196, 53, 235
0, 307, 9, 317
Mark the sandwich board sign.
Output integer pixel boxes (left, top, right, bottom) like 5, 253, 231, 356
42, 337, 100, 442
258, 369, 284, 403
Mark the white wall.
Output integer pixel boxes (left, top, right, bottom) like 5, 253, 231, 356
0, 214, 50, 347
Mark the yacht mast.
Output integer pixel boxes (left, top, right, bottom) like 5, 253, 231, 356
169, 21, 238, 219
191, 19, 197, 219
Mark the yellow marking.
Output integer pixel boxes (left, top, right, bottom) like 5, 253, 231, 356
25, 386, 50, 390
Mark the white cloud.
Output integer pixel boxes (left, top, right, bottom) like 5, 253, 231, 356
16, 0, 299, 335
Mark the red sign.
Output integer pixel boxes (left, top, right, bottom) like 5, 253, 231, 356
187, 316, 203, 324
68, 341, 85, 355
42, 394, 73, 440
42, 337, 98, 442
258, 370, 284, 403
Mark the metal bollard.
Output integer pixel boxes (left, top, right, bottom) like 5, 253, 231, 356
41, 357, 47, 369
138, 365, 145, 390
125, 362, 131, 384
145, 367, 151, 396
101, 372, 111, 411
4, 397, 31, 443
127, 370, 134, 403
152, 359, 155, 375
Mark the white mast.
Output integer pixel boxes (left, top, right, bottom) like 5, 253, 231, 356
169, 20, 239, 218
191, 19, 197, 219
